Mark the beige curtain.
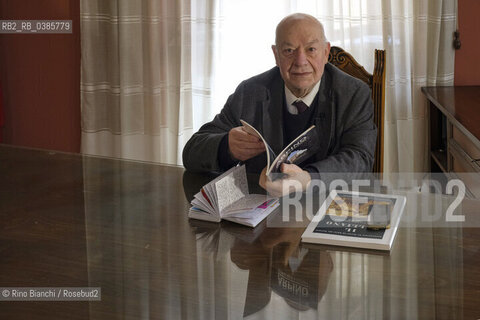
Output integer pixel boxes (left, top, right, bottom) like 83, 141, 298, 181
382, 0, 456, 173
80, 0, 220, 164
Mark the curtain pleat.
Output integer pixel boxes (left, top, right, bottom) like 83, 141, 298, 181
81, 0, 220, 165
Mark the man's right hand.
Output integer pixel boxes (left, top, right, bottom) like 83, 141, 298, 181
228, 126, 265, 161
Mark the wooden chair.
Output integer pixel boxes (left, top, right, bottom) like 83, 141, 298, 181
328, 46, 386, 173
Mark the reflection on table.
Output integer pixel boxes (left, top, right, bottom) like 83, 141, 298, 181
1, 145, 479, 319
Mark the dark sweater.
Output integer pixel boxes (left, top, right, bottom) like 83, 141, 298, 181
282, 95, 318, 146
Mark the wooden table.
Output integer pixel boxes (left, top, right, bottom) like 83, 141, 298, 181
1, 145, 480, 319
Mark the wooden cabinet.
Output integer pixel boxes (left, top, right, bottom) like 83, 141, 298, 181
422, 86, 480, 198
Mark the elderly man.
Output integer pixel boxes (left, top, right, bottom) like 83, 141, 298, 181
183, 13, 376, 196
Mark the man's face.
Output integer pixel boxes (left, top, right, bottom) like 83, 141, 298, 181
272, 19, 330, 98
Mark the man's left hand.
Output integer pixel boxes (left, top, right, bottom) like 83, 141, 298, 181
259, 163, 311, 197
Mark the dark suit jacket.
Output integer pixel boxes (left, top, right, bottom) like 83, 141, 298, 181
182, 64, 377, 185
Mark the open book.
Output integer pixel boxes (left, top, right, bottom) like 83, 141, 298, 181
188, 164, 280, 227
240, 119, 320, 176
301, 190, 407, 251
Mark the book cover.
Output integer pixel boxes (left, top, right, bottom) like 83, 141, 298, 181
301, 190, 407, 251
240, 119, 320, 176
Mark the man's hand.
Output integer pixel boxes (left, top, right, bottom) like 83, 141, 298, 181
259, 164, 311, 197
228, 127, 265, 161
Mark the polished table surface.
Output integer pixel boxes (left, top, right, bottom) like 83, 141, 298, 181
1, 145, 480, 319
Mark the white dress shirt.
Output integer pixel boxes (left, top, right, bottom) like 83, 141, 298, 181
284, 80, 321, 114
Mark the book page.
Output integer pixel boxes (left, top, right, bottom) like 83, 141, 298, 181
225, 198, 276, 218
193, 192, 215, 214
202, 165, 241, 213
203, 184, 218, 212
224, 199, 280, 227
222, 194, 271, 216
240, 119, 277, 172
215, 165, 249, 214
188, 207, 222, 223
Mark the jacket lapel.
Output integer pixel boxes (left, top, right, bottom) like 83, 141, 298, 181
262, 72, 284, 156
313, 68, 334, 160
